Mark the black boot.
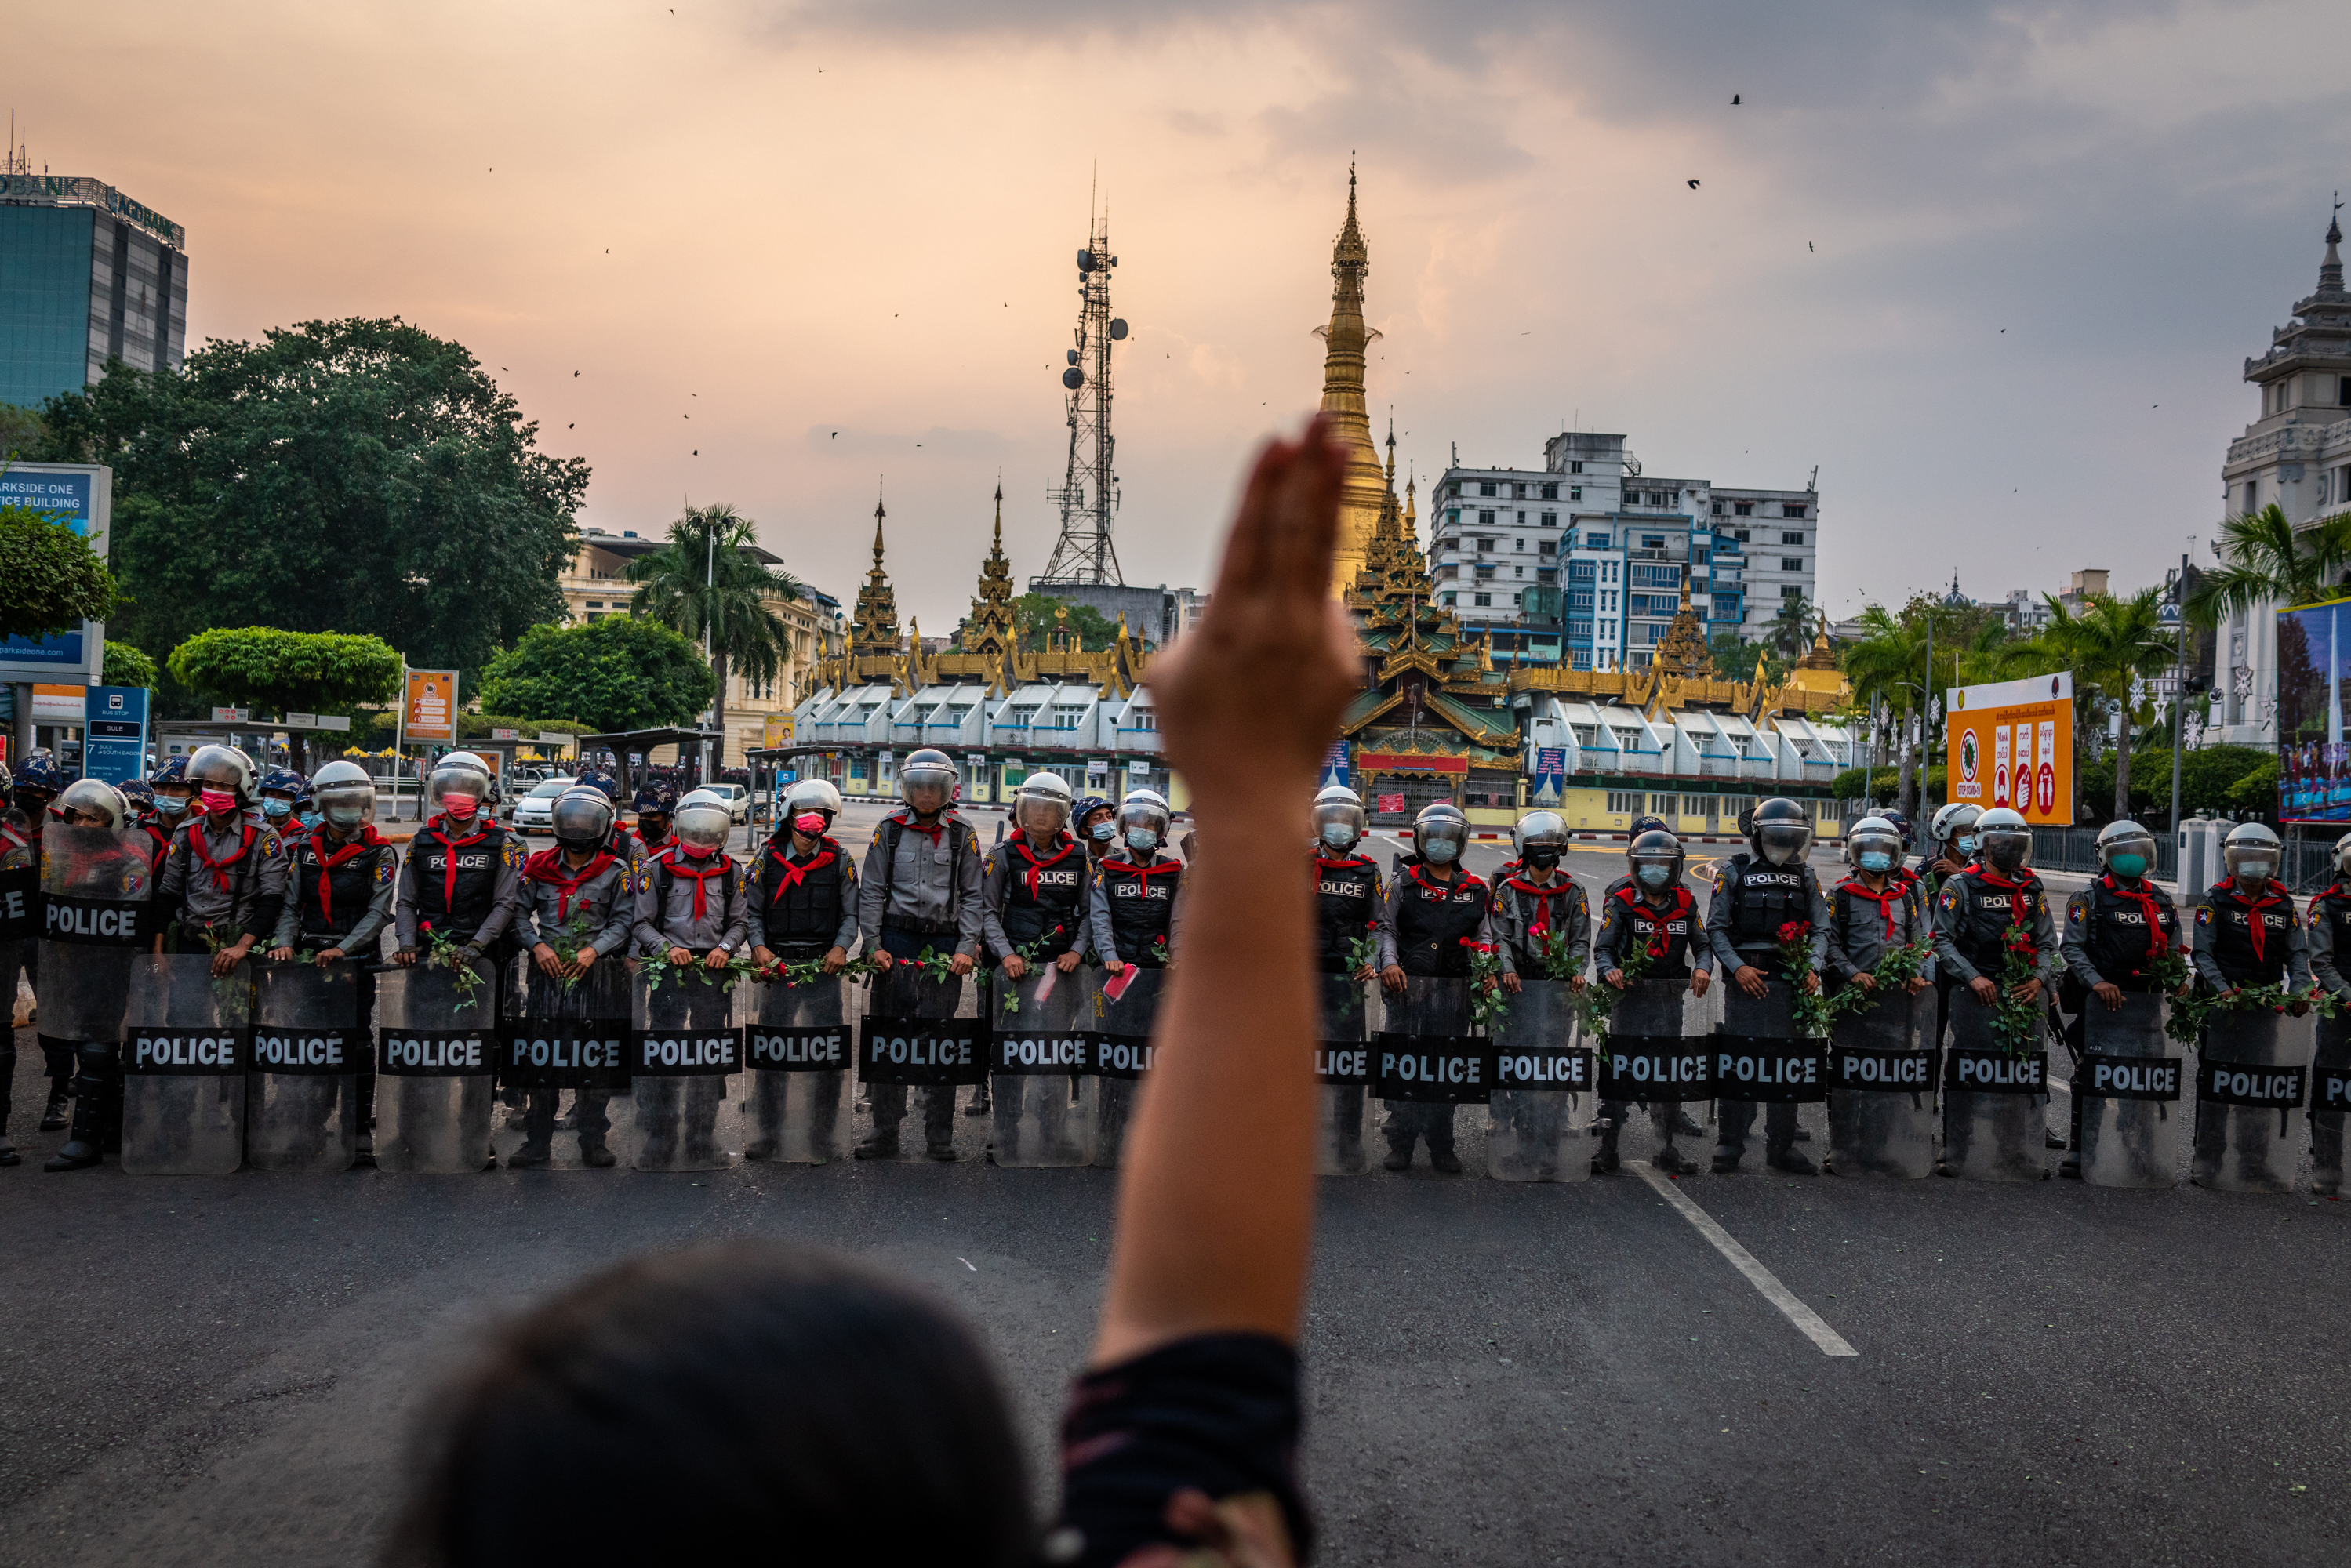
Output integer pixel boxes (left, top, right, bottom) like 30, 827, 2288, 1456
1652, 1143, 1697, 1175
1382, 1141, 1412, 1172
1429, 1145, 1463, 1174
1767, 1147, 1819, 1175
855, 1131, 900, 1160
44, 1085, 105, 1172
39, 1083, 69, 1132
1591, 1127, 1621, 1175
965, 1086, 992, 1117
0, 1044, 16, 1167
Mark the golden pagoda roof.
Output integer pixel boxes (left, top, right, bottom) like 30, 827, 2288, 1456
1321, 165, 1389, 597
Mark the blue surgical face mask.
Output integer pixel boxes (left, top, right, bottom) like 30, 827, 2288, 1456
1955, 834, 1978, 856
2237, 860, 2273, 882
1423, 838, 1460, 864
1090, 821, 1115, 842
1859, 851, 1893, 873
1637, 862, 1672, 888
2109, 853, 2146, 879
262, 797, 293, 819
326, 804, 366, 829
295, 809, 322, 831
1320, 822, 1356, 850
1125, 827, 1159, 852
154, 793, 191, 817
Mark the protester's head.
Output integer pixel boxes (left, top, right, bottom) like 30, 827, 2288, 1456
387, 1242, 1030, 1567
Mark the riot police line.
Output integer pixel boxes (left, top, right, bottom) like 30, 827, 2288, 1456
3, 744, 2346, 1192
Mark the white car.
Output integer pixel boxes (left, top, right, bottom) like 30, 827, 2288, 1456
511, 776, 579, 835
696, 782, 751, 826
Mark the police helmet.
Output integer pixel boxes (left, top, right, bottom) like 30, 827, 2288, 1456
1930, 802, 1982, 853
1747, 797, 1812, 868
633, 783, 678, 816
1845, 815, 1905, 871
259, 765, 306, 799
12, 753, 70, 799
54, 778, 129, 830
184, 745, 256, 805
1975, 806, 2033, 873
673, 788, 734, 851
426, 751, 493, 815
1628, 814, 1671, 840
1014, 771, 1075, 836
151, 755, 190, 787
781, 776, 843, 830
552, 786, 617, 851
311, 760, 376, 828
572, 768, 620, 800
1116, 789, 1172, 851
899, 748, 958, 809
1513, 810, 1570, 869
1073, 795, 1116, 846
1313, 785, 1368, 854
2096, 818, 2158, 877
2335, 831, 2351, 879
1412, 801, 1471, 865
1627, 827, 1685, 890
2222, 819, 2281, 889
118, 778, 156, 812
1878, 808, 1913, 848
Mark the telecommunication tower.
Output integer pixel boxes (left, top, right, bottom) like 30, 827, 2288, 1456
1037, 208, 1128, 585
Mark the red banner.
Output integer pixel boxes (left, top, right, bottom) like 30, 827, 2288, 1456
1375, 793, 1406, 813
1355, 752, 1469, 775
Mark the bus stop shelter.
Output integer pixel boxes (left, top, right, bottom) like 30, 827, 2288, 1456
575, 727, 725, 803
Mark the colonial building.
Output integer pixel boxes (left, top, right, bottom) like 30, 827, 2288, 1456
785, 493, 1166, 804
2215, 212, 2351, 746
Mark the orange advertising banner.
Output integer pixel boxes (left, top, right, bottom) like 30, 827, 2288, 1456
1946, 671, 2074, 826
404, 669, 459, 745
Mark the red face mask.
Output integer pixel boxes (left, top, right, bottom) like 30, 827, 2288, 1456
794, 813, 827, 835
198, 789, 238, 817
440, 792, 479, 819
681, 841, 717, 859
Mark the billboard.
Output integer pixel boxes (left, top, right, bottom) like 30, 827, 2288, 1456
1946, 671, 2075, 826
2276, 599, 2351, 822
403, 669, 458, 745
0, 462, 111, 683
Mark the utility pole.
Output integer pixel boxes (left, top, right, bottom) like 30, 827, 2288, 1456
2169, 548, 2190, 837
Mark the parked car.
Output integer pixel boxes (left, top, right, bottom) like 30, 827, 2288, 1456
511, 776, 579, 835
695, 781, 752, 826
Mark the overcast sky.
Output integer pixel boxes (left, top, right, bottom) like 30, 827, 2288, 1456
17, 2, 2351, 630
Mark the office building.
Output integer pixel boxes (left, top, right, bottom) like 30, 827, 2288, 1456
0, 170, 187, 408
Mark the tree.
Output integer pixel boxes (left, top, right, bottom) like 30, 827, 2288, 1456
478, 617, 718, 735
625, 504, 802, 765
1008, 593, 1123, 652
169, 626, 405, 771
1707, 630, 1787, 685
102, 641, 157, 689
36, 317, 587, 685
0, 503, 118, 641
2015, 589, 2175, 820
2185, 503, 2351, 629
1764, 595, 1819, 660
0, 403, 45, 460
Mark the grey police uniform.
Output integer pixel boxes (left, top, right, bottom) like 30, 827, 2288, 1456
1706, 855, 1830, 1165
518, 845, 641, 1154
857, 808, 986, 1147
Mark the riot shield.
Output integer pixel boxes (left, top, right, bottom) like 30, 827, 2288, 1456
374, 959, 499, 1174
1088, 965, 1168, 1169
495, 958, 630, 1171
857, 964, 983, 1160
2313, 1011, 2351, 1199
746, 975, 852, 1164
1826, 983, 1935, 1178
35, 819, 152, 1047
629, 967, 743, 1172
1941, 994, 2051, 1181
249, 960, 362, 1171
1486, 978, 1593, 1183
1316, 972, 1376, 1176
2192, 1006, 2309, 1195
1594, 978, 1717, 1104
2077, 992, 2181, 1190
119, 952, 250, 1175
987, 966, 1096, 1168
1372, 975, 1483, 1170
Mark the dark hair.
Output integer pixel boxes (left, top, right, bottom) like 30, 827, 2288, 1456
384, 1242, 1032, 1566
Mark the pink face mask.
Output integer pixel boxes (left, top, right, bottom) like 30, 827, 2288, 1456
681, 841, 717, 859
198, 789, 238, 817
794, 813, 827, 836
440, 792, 479, 819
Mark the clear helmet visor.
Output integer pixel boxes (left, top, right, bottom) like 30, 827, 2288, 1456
899, 755, 957, 808
184, 745, 255, 801
2098, 833, 2157, 870
1757, 823, 1812, 866
1848, 830, 1902, 866
1313, 800, 1368, 847
1116, 800, 1172, 839
427, 765, 492, 811
1416, 817, 1470, 856
55, 779, 127, 829
2225, 843, 2277, 883
674, 801, 732, 849
1982, 828, 2033, 871
552, 794, 615, 845
1015, 787, 1071, 836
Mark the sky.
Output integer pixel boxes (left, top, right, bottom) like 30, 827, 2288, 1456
15, 1, 2351, 631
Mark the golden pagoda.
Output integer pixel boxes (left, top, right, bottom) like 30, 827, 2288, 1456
1320, 165, 1390, 596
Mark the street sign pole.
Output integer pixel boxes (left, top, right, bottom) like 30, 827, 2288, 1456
2170, 551, 2189, 839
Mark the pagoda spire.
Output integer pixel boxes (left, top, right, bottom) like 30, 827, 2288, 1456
1320, 161, 1390, 597
2324, 193, 2345, 293
965, 482, 1019, 666
849, 487, 903, 659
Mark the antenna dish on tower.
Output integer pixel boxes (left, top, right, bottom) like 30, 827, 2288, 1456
1040, 201, 1125, 587
1062, 368, 1085, 390
1109, 319, 1128, 340
1077, 250, 1096, 272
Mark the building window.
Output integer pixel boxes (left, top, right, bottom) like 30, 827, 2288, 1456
1473, 593, 1492, 607
1127, 710, 1156, 731
2340, 376, 2351, 406
1782, 532, 1805, 545
1010, 706, 1037, 726
1782, 557, 1804, 572
1569, 487, 1582, 501
1734, 502, 1753, 516
1477, 537, 1495, 552
1782, 584, 1804, 598
1435, 564, 1458, 580
1643, 535, 1665, 550
1052, 706, 1085, 728
584, 601, 604, 610
1516, 510, 1526, 524
1513, 483, 1528, 499
1539, 511, 1557, 527
1650, 793, 1679, 816
1539, 483, 1558, 499
1539, 539, 1556, 557
1445, 508, 1459, 526
1478, 510, 1495, 525
1514, 564, 1525, 578
1735, 528, 1750, 542
1605, 790, 1642, 813
1479, 481, 1497, 497
1441, 593, 1456, 606
1514, 537, 1526, 551
1782, 504, 1808, 518
1474, 564, 1496, 579
1537, 566, 1557, 583
1568, 562, 1595, 582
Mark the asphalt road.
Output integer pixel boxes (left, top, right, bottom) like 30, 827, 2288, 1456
2, 805, 2342, 1566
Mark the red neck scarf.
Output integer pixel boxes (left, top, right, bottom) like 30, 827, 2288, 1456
188, 818, 260, 893
1314, 853, 1374, 874
2220, 876, 2286, 964
2099, 873, 2171, 962
1969, 866, 2037, 927
768, 839, 838, 892
1503, 873, 1575, 940
1405, 862, 1478, 897
1012, 833, 1079, 896
893, 809, 950, 845
658, 846, 732, 921
308, 826, 386, 926
1838, 877, 1904, 941
524, 846, 617, 921
426, 818, 493, 909
1614, 883, 1695, 957
1114, 855, 1183, 881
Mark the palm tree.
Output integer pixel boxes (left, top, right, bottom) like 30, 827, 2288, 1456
2184, 503, 2351, 628
1765, 595, 1819, 660
1840, 606, 1928, 812
627, 503, 804, 768
2022, 589, 2175, 819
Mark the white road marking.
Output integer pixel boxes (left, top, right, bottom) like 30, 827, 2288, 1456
1634, 1164, 1859, 1358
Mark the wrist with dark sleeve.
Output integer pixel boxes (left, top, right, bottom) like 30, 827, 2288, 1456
1056, 1333, 1310, 1568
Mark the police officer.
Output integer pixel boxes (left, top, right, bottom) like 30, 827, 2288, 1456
10, 753, 67, 829
1, 771, 72, 1135
2306, 831, 2351, 1195
1929, 804, 2063, 1172
1490, 810, 1590, 996
147, 756, 196, 844
1592, 828, 1713, 1173
1073, 794, 1117, 866
39, 779, 148, 1172
2054, 819, 2182, 1179
510, 787, 638, 1168
856, 748, 983, 1160
394, 752, 525, 985
748, 779, 859, 976
635, 789, 750, 967
2190, 821, 2309, 1000
157, 745, 289, 976
0, 789, 32, 1164
1376, 801, 1492, 1174
980, 773, 1088, 1118
1825, 816, 1931, 994
118, 777, 162, 858
1926, 803, 1982, 889
257, 765, 306, 833
1706, 797, 1830, 1174
1310, 786, 1388, 982
1876, 808, 1917, 884
1088, 789, 1185, 977
631, 783, 679, 859
1592, 815, 1706, 1142
268, 760, 398, 967
570, 768, 647, 873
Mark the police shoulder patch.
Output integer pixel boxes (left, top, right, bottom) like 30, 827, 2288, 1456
376, 858, 395, 886
1939, 888, 1957, 911
502, 843, 525, 869
2197, 905, 2213, 926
